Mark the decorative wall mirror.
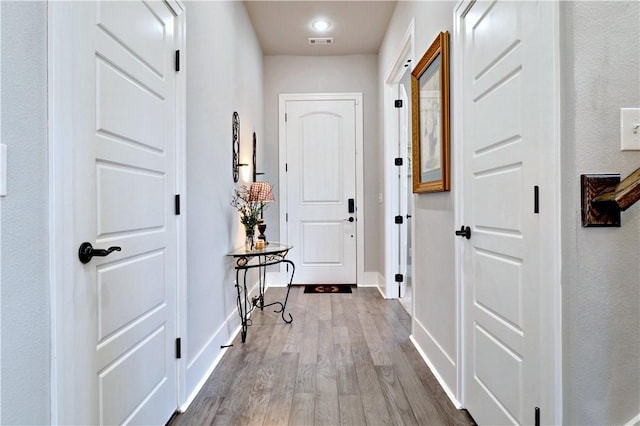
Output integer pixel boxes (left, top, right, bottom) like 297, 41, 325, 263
411, 31, 450, 193
232, 111, 240, 182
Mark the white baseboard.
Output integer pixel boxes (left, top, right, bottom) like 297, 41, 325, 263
180, 280, 259, 412
360, 272, 391, 299
369, 272, 392, 299
409, 334, 461, 409
179, 321, 238, 412
359, 271, 381, 287
626, 412, 640, 426
375, 284, 387, 299
362, 271, 392, 298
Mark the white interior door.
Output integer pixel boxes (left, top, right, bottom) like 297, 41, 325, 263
398, 70, 412, 300
70, 2, 178, 423
284, 98, 357, 284
460, 1, 554, 424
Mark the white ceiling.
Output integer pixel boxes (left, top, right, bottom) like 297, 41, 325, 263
244, 1, 397, 56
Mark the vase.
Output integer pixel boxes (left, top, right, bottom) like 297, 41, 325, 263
244, 227, 255, 250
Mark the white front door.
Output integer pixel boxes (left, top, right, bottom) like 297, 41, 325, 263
69, 2, 178, 423
459, 1, 556, 424
283, 98, 357, 284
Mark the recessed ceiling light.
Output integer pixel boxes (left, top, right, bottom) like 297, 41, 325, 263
312, 19, 331, 32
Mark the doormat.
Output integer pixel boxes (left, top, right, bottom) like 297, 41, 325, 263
303, 284, 353, 294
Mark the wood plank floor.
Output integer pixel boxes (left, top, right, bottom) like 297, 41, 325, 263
170, 286, 475, 426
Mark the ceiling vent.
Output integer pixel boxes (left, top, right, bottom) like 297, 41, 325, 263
308, 37, 334, 45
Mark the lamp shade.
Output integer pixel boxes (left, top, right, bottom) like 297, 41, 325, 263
248, 182, 274, 203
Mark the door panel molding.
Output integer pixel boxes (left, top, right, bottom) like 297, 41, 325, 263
278, 93, 364, 285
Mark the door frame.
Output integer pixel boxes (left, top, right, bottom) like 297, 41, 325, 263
278, 93, 364, 285
47, 2, 187, 422
383, 19, 414, 301
453, 0, 563, 422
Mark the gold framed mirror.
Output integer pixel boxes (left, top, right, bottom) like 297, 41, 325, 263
411, 31, 450, 193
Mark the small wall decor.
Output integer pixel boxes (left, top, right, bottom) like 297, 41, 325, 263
252, 131, 265, 182
252, 132, 257, 182
232, 111, 240, 182
581, 166, 640, 227
411, 31, 450, 193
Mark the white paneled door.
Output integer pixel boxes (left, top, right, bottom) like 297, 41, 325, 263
284, 98, 357, 284
69, 2, 178, 424
397, 75, 412, 300
459, 1, 556, 425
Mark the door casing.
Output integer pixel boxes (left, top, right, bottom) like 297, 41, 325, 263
48, 1, 187, 422
278, 93, 364, 286
383, 19, 415, 300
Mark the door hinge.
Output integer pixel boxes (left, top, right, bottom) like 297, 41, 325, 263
534, 185, 539, 214
395, 215, 403, 224
395, 274, 403, 283
175, 338, 182, 359
534, 407, 540, 426
398, 283, 401, 298
175, 50, 180, 72
394, 99, 403, 108
285, 113, 287, 122
175, 194, 181, 215
286, 213, 289, 222
285, 163, 288, 172
394, 157, 403, 166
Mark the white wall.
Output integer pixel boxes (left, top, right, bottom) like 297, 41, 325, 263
560, 2, 640, 424
0, 1, 50, 424
184, 0, 264, 401
378, 1, 458, 399
0, 3, 3, 419
263, 55, 381, 274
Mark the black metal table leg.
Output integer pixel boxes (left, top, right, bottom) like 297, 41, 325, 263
235, 268, 249, 343
258, 255, 266, 310
228, 244, 295, 343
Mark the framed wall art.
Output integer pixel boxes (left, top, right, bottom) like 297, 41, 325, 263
411, 31, 450, 193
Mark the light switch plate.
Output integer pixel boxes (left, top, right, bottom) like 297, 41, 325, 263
0, 144, 6, 196
620, 108, 640, 151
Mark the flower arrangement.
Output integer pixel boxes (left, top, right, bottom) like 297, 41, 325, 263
231, 185, 262, 235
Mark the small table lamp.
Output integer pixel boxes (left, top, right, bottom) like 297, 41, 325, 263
248, 182, 274, 242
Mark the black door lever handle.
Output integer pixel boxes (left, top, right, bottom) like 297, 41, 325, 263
455, 226, 471, 239
78, 242, 121, 264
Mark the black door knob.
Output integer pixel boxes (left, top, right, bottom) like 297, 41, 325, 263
78, 242, 121, 264
455, 226, 471, 239
347, 217, 355, 222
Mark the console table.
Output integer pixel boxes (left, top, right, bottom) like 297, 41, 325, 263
227, 243, 294, 343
